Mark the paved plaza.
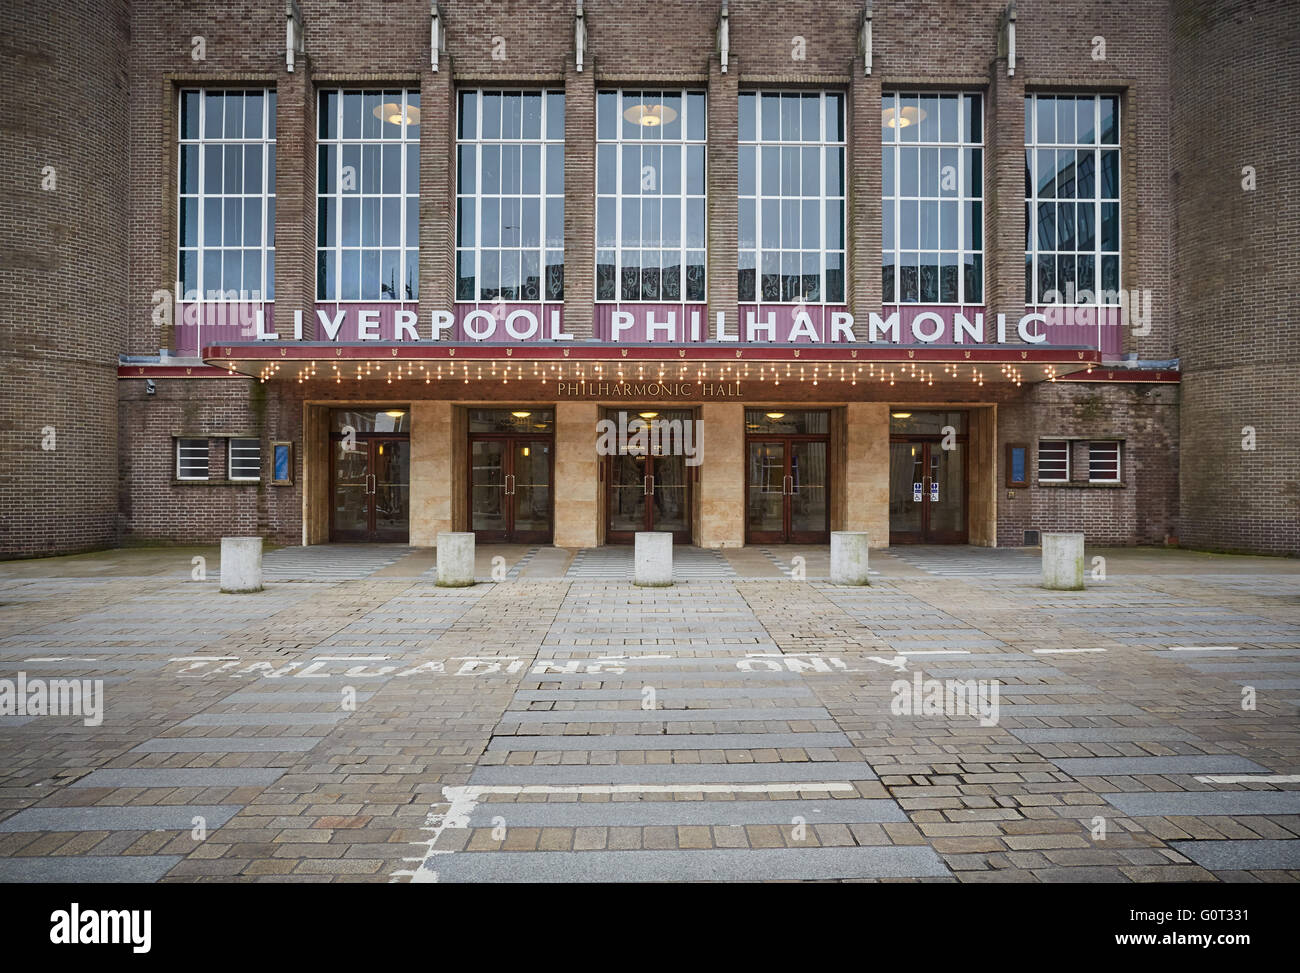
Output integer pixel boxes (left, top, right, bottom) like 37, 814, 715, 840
0, 543, 1298, 883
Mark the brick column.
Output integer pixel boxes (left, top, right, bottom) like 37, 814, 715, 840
420, 62, 456, 312
563, 57, 595, 339
848, 59, 881, 317
706, 56, 738, 340
273, 58, 316, 338
985, 58, 1026, 324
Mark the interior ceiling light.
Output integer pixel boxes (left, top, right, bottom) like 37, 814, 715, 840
511, 410, 532, 418
892, 411, 913, 418
374, 102, 420, 127
638, 411, 659, 419
881, 105, 926, 129
623, 103, 677, 127
384, 409, 406, 418
765, 412, 785, 420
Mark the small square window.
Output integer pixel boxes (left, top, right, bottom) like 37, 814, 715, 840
1006, 443, 1029, 488
1088, 440, 1121, 482
1037, 440, 1069, 482
177, 438, 209, 480
228, 438, 261, 480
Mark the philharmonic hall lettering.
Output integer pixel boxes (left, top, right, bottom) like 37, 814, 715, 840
556, 381, 741, 398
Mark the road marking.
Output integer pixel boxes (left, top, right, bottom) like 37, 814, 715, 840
1169, 646, 1239, 652
1193, 774, 1300, 784
895, 650, 972, 656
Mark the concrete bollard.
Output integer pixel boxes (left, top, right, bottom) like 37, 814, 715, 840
220, 537, 264, 593
1041, 532, 1085, 590
436, 532, 476, 587
634, 532, 673, 587
830, 531, 871, 585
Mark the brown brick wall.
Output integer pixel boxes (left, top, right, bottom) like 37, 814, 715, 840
1172, 0, 1300, 556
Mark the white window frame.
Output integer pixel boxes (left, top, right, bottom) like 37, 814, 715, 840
227, 438, 261, 481
595, 89, 707, 304
1088, 440, 1122, 483
882, 91, 984, 306
455, 89, 565, 304
1037, 440, 1070, 482
739, 90, 846, 305
316, 88, 421, 302
177, 88, 276, 303
1024, 93, 1121, 306
176, 438, 210, 481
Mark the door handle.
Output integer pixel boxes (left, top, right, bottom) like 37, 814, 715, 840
505, 474, 515, 496
783, 474, 792, 496
648, 475, 654, 496
366, 473, 375, 495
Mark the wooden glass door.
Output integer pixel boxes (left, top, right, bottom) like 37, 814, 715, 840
470, 436, 553, 543
606, 451, 692, 543
889, 439, 967, 544
331, 436, 410, 542
745, 438, 830, 544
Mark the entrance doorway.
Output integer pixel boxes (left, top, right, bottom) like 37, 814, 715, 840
330, 409, 411, 542
745, 410, 830, 544
889, 411, 968, 544
469, 409, 554, 543
605, 409, 692, 543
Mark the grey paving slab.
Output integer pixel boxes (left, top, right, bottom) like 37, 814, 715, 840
0, 804, 242, 832
1010, 727, 1200, 743
1051, 756, 1271, 776
511, 688, 818, 701
521, 670, 802, 681
0, 716, 36, 727
505, 707, 833, 723
989, 684, 1101, 696
464, 798, 907, 828
487, 731, 852, 751
1101, 792, 1300, 817
998, 704, 1144, 717
219, 690, 377, 703
130, 737, 323, 752
179, 712, 349, 726
1168, 840, 1300, 871
921, 666, 1067, 679
428, 845, 950, 881
0, 855, 184, 883
469, 761, 878, 785
71, 768, 287, 788
1234, 679, 1300, 688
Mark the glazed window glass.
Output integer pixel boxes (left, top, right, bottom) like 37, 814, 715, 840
455, 90, 564, 303
1024, 93, 1120, 304
317, 89, 420, 301
739, 91, 846, 304
178, 89, 277, 300
595, 90, 706, 302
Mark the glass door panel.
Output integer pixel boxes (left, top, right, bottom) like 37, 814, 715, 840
746, 441, 786, 540
512, 440, 553, 541
926, 443, 966, 540
650, 452, 689, 537
471, 440, 508, 539
608, 452, 648, 537
889, 442, 925, 541
333, 441, 370, 540
789, 440, 828, 541
372, 439, 410, 541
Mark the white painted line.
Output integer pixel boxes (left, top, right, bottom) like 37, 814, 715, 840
1169, 646, 1239, 652
1193, 774, 1300, 784
895, 650, 972, 656
24, 657, 99, 663
1034, 648, 1107, 654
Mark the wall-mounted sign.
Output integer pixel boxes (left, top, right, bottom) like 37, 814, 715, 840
555, 381, 740, 398
272, 442, 293, 485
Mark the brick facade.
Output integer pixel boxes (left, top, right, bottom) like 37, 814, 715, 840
2, 0, 1295, 557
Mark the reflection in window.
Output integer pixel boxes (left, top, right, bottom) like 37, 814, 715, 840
739, 92, 846, 304
177, 89, 277, 300
316, 89, 420, 301
1024, 93, 1120, 305
882, 92, 983, 305
595, 90, 706, 302
456, 90, 564, 303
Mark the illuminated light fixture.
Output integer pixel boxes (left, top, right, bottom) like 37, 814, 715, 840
638, 411, 659, 419
522, 446, 530, 457
623, 103, 677, 127
374, 102, 421, 127
384, 409, 407, 419
765, 412, 785, 420
511, 410, 532, 418
881, 105, 926, 129
891, 411, 913, 419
